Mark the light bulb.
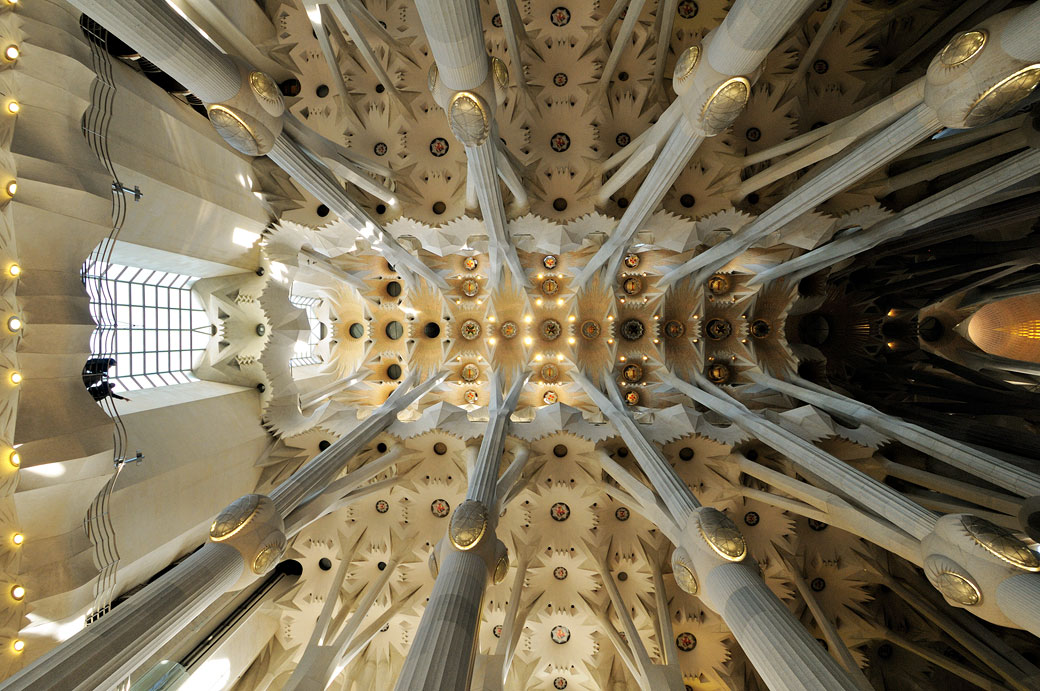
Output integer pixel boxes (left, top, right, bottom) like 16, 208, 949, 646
10, 585, 24, 600
7, 264, 18, 277
4, 45, 18, 61
5, 101, 17, 115
5, 181, 16, 197
6, 316, 19, 331
9, 371, 20, 384
11, 640, 23, 653
11, 533, 21, 546
8, 451, 18, 468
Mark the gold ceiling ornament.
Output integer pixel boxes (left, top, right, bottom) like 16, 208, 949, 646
925, 555, 981, 606
448, 92, 490, 145
960, 515, 1040, 571
671, 547, 699, 595
697, 507, 747, 562
210, 494, 262, 541
964, 65, 1040, 128
207, 105, 266, 156
427, 63, 439, 94
622, 276, 643, 295
707, 274, 731, 295
493, 540, 510, 584
700, 77, 751, 135
673, 44, 701, 84
251, 531, 287, 575
492, 56, 509, 89
248, 71, 282, 107
461, 319, 481, 340
706, 363, 731, 384
622, 363, 643, 383
938, 30, 987, 68
450, 499, 489, 550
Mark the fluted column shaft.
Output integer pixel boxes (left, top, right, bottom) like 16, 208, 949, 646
395, 374, 524, 690
706, 0, 818, 74
3, 542, 243, 690
755, 146, 1040, 284
667, 372, 938, 539
413, 0, 488, 90
7, 376, 441, 690
749, 371, 1040, 496
67, 0, 241, 103
467, 140, 528, 287
702, 562, 859, 690
1000, 1, 1040, 61
996, 573, 1040, 637
662, 103, 941, 285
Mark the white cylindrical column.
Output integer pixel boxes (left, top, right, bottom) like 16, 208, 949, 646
996, 574, 1040, 637
414, 0, 489, 90
66, 0, 241, 104
2, 542, 244, 691
999, 1, 1040, 61
701, 561, 861, 690
706, 0, 819, 75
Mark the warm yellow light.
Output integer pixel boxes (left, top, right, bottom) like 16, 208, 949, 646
5, 101, 17, 115
523, 315, 532, 324
537, 274, 544, 279
9, 371, 20, 384
4, 181, 15, 197
556, 353, 564, 361
10, 533, 21, 546
11, 640, 23, 653
568, 315, 575, 322
653, 315, 660, 320
488, 316, 495, 322
887, 341, 897, 349
653, 339, 660, 344
10, 585, 23, 600
535, 353, 543, 361
607, 338, 614, 344
567, 337, 575, 345
523, 337, 533, 346
8, 451, 18, 468
556, 298, 564, 306
6, 316, 19, 331
608, 315, 614, 321
488, 337, 496, 345
535, 299, 543, 306
7, 264, 18, 277
3, 45, 18, 61
619, 356, 626, 362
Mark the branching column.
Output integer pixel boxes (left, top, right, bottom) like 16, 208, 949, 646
417, 0, 528, 286
4, 375, 443, 691
572, 372, 860, 691
576, 0, 818, 283
394, 373, 527, 691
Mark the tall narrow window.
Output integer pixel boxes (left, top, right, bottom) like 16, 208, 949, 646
289, 294, 323, 367
84, 263, 211, 390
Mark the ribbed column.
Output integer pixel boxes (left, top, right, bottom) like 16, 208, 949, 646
702, 562, 861, 691
395, 550, 488, 690
270, 372, 443, 515
2, 542, 243, 691
667, 372, 938, 539
1000, 1, 1040, 62
754, 147, 1040, 284
414, 0, 489, 90
577, 120, 703, 284
662, 102, 941, 286
66, 0, 241, 103
750, 371, 1040, 496
467, 141, 527, 286
706, 0, 819, 75
268, 133, 447, 290
996, 573, 1040, 637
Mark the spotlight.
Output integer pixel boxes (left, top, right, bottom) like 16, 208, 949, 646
7, 264, 18, 277
11, 640, 23, 653
10, 533, 21, 546
9, 371, 20, 384
10, 585, 23, 600
8, 451, 18, 467
4, 180, 15, 197
3, 45, 18, 61
6, 316, 19, 331
5, 101, 17, 114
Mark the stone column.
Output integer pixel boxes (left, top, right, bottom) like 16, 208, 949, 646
394, 373, 527, 691
752, 146, 1040, 285
5, 376, 442, 691
65, 0, 240, 104
747, 371, 1040, 496
572, 373, 860, 691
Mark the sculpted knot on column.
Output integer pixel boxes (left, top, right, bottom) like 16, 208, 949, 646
924, 9, 1040, 129
922, 513, 1040, 626
209, 493, 287, 586
205, 59, 285, 156
449, 498, 490, 550
672, 37, 754, 137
